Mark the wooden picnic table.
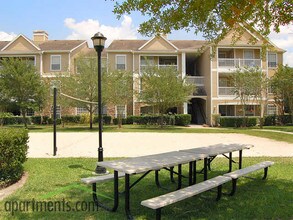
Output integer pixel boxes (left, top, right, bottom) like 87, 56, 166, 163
96, 143, 253, 219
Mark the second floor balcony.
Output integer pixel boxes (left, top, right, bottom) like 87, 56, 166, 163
218, 87, 235, 96
218, 58, 261, 69
186, 76, 204, 86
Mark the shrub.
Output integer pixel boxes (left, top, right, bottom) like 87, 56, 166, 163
113, 118, 127, 125
47, 118, 62, 125
31, 116, 42, 125
93, 115, 112, 125
61, 115, 81, 124
277, 115, 292, 125
175, 114, 191, 126
0, 128, 29, 186
219, 117, 257, 127
264, 115, 276, 126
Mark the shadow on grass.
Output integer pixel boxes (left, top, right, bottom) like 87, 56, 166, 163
1, 158, 292, 219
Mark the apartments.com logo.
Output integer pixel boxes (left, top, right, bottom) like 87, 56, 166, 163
2, 183, 112, 215
3, 199, 98, 215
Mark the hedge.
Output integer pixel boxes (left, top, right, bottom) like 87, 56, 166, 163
175, 114, 191, 126
93, 115, 112, 125
113, 114, 191, 126
0, 115, 31, 125
219, 117, 257, 127
264, 115, 292, 126
0, 128, 29, 187
61, 115, 81, 124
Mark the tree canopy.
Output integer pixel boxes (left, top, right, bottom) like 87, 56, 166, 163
114, 0, 292, 43
0, 58, 45, 127
140, 66, 195, 126
271, 65, 293, 121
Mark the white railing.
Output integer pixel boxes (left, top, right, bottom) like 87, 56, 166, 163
186, 76, 204, 86
218, 59, 261, 68
218, 87, 235, 96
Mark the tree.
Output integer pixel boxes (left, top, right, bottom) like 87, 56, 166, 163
271, 65, 293, 123
247, 67, 269, 128
114, 0, 292, 43
59, 55, 99, 129
232, 67, 269, 128
103, 70, 133, 128
140, 66, 195, 127
0, 58, 45, 128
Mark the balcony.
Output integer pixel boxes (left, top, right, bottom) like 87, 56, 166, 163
218, 87, 235, 96
218, 59, 261, 69
186, 76, 204, 86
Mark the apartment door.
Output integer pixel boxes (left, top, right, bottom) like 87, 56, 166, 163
188, 98, 206, 124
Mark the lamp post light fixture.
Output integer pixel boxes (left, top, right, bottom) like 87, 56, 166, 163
92, 32, 107, 174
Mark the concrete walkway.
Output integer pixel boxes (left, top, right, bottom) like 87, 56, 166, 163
28, 132, 293, 158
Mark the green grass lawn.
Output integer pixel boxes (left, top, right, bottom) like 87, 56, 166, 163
1, 157, 292, 219
261, 126, 293, 133
4, 124, 293, 144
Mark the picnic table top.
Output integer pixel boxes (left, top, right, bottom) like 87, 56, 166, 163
97, 143, 253, 174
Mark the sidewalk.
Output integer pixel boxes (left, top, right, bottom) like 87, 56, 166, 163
28, 132, 293, 158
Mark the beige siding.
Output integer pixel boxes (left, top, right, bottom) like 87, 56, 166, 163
4, 36, 39, 52
142, 37, 176, 51
42, 53, 69, 75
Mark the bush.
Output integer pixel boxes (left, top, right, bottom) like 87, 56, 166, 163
93, 115, 112, 125
47, 118, 62, 125
264, 115, 276, 126
175, 114, 191, 126
61, 115, 81, 124
0, 128, 29, 186
113, 118, 127, 125
277, 115, 292, 125
219, 117, 257, 127
0, 115, 31, 125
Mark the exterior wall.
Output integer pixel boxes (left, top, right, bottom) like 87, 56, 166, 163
4, 36, 39, 52
42, 52, 69, 75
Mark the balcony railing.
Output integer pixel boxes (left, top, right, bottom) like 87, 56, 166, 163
218, 87, 235, 96
218, 59, 261, 68
186, 76, 204, 86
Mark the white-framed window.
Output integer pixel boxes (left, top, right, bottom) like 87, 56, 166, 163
268, 52, 277, 68
51, 55, 61, 71
116, 55, 126, 70
267, 104, 277, 115
26, 108, 35, 116
115, 105, 126, 118
76, 107, 88, 115
94, 105, 107, 115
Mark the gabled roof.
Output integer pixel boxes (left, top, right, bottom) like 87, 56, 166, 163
138, 35, 179, 50
1, 34, 41, 51
39, 40, 86, 51
0, 41, 9, 51
107, 39, 208, 51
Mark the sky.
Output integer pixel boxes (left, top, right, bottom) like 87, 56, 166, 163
0, 0, 292, 66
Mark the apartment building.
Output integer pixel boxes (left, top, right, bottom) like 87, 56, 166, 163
0, 28, 284, 124
106, 28, 285, 125
0, 30, 90, 116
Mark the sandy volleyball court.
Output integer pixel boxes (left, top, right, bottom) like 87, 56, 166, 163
28, 132, 293, 158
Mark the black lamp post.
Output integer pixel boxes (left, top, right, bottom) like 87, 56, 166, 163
92, 32, 107, 174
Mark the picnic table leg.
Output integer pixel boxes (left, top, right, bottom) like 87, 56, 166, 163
91, 171, 119, 212
170, 166, 175, 183
204, 158, 208, 180
177, 164, 182, 190
125, 174, 133, 220
155, 170, 162, 188
229, 152, 233, 172
239, 150, 243, 169
193, 161, 197, 184
189, 162, 193, 186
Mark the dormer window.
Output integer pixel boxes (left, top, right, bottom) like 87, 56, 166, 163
51, 55, 61, 71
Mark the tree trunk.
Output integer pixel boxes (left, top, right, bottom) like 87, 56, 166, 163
21, 109, 27, 128
89, 104, 93, 129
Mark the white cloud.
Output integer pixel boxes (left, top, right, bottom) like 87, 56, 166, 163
64, 15, 138, 47
0, 31, 16, 41
269, 24, 293, 67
